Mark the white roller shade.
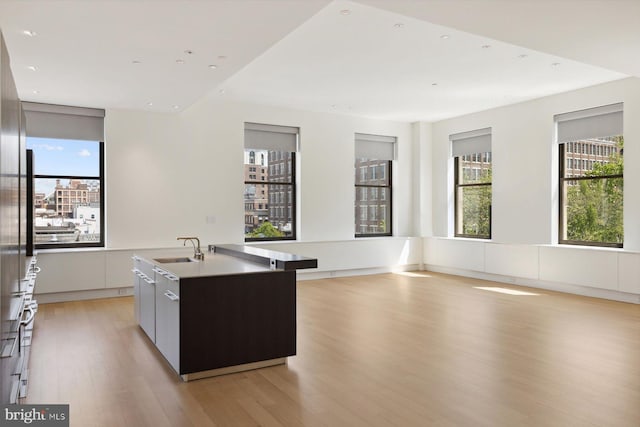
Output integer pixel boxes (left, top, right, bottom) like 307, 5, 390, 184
22, 102, 104, 141
555, 103, 623, 142
450, 127, 491, 157
244, 122, 298, 152
355, 133, 396, 160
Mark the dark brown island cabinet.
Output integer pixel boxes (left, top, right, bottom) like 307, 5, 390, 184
132, 244, 317, 381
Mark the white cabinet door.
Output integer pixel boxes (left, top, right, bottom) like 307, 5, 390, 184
134, 257, 156, 342
139, 274, 156, 342
154, 268, 180, 373
132, 270, 140, 323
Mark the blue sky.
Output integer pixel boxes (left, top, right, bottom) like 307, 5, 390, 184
27, 137, 99, 176
26, 137, 100, 197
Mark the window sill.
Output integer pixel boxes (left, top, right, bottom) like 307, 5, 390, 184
539, 243, 628, 253
452, 236, 492, 243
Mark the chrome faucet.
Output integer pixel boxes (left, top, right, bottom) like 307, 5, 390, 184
177, 236, 204, 260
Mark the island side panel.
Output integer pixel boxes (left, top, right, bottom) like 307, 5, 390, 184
179, 270, 296, 374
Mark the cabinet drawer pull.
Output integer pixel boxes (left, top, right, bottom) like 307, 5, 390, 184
164, 291, 179, 301
153, 267, 167, 276
33, 266, 41, 273
144, 277, 155, 285
21, 306, 35, 326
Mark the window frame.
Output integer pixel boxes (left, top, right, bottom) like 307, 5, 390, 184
558, 142, 623, 248
454, 154, 492, 239
244, 150, 297, 242
33, 140, 105, 249
354, 159, 392, 238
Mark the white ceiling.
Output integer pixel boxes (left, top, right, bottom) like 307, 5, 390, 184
0, 0, 636, 122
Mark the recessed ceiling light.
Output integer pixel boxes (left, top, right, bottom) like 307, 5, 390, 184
27, 65, 37, 71
184, 50, 193, 55
551, 62, 561, 66
517, 54, 528, 59
394, 23, 404, 29
218, 55, 227, 60
176, 59, 185, 64
22, 30, 37, 37
481, 44, 491, 49
208, 64, 217, 69
32, 90, 39, 94
172, 105, 179, 110
431, 83, 438, 86
219, 89, 225, 95
340, 9, 351, 15
440, 35, 450, 40
132, 60, 141, 64
147, 102, 153, 106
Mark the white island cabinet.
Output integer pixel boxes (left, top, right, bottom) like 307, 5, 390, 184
132, 256, 156, 342
153, 267, 180, 373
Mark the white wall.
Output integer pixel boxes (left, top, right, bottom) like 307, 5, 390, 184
105, 97, 414, 247
36, 97, 419, 299
424, 77, 640, 302
179, 95, 415, 241
430, 77, 640, 246
35, 73, 640, 303
413, 121, 433, 237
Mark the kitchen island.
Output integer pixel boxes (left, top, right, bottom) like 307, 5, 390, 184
132, 245, 317, 381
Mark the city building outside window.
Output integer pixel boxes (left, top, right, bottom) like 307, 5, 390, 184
556, 103, 623, 247
22, 102, 105, 248
451, 128, 492, 239
244, 123, 298, 241
355, 133, 395, 237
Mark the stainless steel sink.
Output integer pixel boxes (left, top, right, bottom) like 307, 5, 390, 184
153, 257, 197, 264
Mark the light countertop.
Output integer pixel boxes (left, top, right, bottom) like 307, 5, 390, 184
135, 249, 273, 279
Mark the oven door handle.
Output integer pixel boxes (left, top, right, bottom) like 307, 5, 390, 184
21, 305, 35, 326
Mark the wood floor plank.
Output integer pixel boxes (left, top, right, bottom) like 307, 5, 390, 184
23, 271, 640, 426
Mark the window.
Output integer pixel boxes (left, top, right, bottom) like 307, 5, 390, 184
557, 103, 623, 247
355, 133, 395, 237
23, 102, 105, 248
244, 123, 298, 241
451, 128, 492, 239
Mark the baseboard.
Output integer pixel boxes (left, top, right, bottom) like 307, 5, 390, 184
35, 286, 134, 304
424, 264, 640, 304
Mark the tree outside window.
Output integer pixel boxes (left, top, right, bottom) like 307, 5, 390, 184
560, 136, 623, 247
455, 152, 492, 238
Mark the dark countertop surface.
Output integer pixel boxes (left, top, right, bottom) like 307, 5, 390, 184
214, 244, 318, 271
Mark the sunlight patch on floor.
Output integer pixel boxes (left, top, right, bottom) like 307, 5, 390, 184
393, 271, 432, 278
474, 286, 540, 296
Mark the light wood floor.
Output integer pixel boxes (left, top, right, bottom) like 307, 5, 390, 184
26, 272, 640, 427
